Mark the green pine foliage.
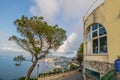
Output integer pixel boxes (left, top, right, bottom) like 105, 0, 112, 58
9, 16, 67, 80
76, 43, 83, 64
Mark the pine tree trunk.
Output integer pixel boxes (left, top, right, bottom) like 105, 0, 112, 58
25, 60, 38, 80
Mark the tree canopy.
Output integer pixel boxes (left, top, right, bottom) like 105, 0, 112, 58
9, 16, 67, 80
76, 43, 83, 64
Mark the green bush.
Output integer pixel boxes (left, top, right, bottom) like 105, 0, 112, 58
69, 64, 79, 71
101, 70, 115, 80
19, 77, 37, 80
53, 68, 62, 74
39, 68, 65, 77
63, 68, 69, 72
19, 77, 25, 80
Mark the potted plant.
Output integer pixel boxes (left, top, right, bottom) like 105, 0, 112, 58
114, 55, 120, 72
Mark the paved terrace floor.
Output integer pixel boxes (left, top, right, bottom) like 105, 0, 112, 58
38, 70, 84, 80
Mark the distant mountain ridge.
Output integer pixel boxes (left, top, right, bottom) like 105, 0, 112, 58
43, 55, 73, 69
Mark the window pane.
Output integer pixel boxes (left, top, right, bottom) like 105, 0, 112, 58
92, 24, 98, 31
100, 36, 107, 53
87, 27, 91, 34
92, 31, 98, 38
87, 33, 91, 41
93, 39, 98, 53
87, 33, 91, 54
87, 42, 91, 54
99, 24, 103, 28
99, 27, 106, 36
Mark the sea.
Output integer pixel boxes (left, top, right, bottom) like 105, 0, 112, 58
0, 50, 53, 80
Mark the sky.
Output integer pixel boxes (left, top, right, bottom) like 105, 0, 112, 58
0, 0, 104, 58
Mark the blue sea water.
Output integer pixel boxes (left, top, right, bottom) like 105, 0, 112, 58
0, 50, 53, 80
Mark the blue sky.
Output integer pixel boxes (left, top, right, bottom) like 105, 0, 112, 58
0, 0, 31, 35
0, 0, 104, 57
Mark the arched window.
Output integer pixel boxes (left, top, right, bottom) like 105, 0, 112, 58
86, 23, 107, 54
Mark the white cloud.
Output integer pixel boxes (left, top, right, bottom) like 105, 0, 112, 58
0, 31, 25, 53
57, 32, 82, 54
30, 0, 104, 21
59, 0, 88, 20
1, 41, 26, 53
57, 33, 77, 53
30, 0, 104, 54
0, 31, 32, 58
30, 0, 59, 23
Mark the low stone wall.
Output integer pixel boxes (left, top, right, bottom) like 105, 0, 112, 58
83, 60, 114, 78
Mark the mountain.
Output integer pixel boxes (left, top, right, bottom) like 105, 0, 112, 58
43, 55, 73, 69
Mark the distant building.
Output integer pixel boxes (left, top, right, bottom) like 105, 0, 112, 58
83, 0, 120, 79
